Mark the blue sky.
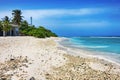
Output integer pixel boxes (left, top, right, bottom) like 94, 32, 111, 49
0, 0, 120, 36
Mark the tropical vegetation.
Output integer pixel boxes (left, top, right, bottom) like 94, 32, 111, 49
0, 16, 12, 36
0, 9, 57, 37
12, 10, 23, 25
19, 25, 57, 38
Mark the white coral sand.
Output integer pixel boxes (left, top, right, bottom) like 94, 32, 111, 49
0, 37, 67, 80
0, 36, 120, 80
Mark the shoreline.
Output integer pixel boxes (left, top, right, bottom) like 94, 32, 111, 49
56, 37, 120, 66
0, 36, 120, 80
45, 37, 120, 79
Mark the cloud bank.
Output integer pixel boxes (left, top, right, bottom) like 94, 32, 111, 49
0, 8, 115, 27
0, 8, 105, 19
22, 8, 106, 19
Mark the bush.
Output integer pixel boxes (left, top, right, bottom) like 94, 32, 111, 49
19, 25, 57, 38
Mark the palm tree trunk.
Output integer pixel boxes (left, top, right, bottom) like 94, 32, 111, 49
3, 31, 6, 37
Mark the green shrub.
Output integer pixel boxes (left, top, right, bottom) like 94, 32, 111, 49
19, 25, 57, 38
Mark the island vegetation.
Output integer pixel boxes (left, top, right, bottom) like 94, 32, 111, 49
0, 9, 57, 37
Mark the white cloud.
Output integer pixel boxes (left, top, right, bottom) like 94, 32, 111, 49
0, 8, 105, 20
0, 11, 11, 20
63, 21, 111, 27
22, 8, 105, 19
0, 8, 110, 27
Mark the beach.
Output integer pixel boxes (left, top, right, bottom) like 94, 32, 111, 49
0, 37, 120, 80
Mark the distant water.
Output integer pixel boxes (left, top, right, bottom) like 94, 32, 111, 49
59, 37, 120, 63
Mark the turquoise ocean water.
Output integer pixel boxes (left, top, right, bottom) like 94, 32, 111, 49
60, 37, 120, 63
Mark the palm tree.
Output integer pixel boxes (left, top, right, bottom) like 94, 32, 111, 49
0, 21, 2, 31
1, 21, 12, 36
3, 16, 10, 22
0, 16, 12, 36
12, 9, 23, 25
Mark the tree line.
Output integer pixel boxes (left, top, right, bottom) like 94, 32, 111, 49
0, 10, 57, 37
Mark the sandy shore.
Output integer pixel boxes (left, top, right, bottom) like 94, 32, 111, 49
0, 37, 120, 80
